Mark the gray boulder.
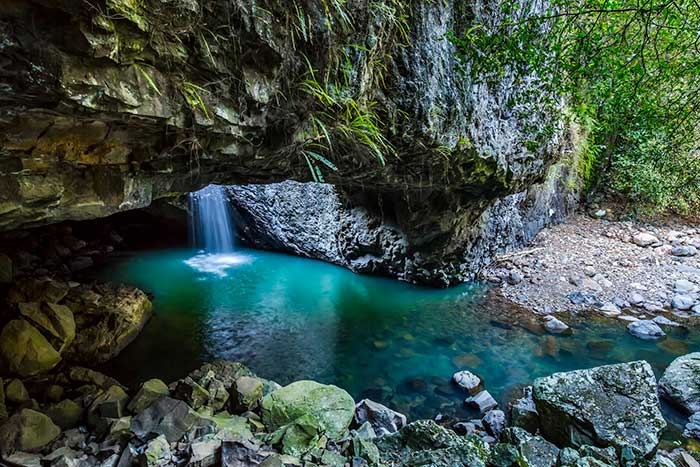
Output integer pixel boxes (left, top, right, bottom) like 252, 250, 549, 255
453, 370, 482, 394
482, 410, 506, 439
131, 397, 200, 442
659, 353, 700, 413
354, 399, 407, 436
633, 233, 658, 247
466, 391, 498, 414
375, 420, 490, 467
683, 412, 700, 439
544, 317, 570, 334
672, 295, 697, 311
509, 387, 539, 434
503, 427, 560, 467
532, 361, 666, 457
128, 379, 169, 414
627, 320, 666, 340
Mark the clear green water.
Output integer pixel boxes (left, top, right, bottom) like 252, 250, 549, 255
93, 248, 696, 429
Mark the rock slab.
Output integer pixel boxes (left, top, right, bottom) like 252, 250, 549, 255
532, 360, 666, 457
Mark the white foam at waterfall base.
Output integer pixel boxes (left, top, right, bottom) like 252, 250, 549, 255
184, 252, 252, 277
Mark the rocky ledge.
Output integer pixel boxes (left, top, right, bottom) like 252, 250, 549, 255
483, 214, 700, 335
0, 357, 698, 467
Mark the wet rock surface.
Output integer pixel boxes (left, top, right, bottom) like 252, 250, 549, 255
660, 353, 700, 413
532, 361, 666, 457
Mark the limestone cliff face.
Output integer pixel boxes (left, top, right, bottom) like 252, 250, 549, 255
0, 0, 578, 283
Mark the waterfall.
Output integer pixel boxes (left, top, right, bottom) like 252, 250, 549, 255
188, 185, 236, 253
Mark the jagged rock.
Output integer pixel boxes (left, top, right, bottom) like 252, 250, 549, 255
0, 409, 61, 455
465, 391, 498, 414
88, 385, 129, 422
66, 367, 123, 391
5, 379, 30, 404
627, 320, 666, 340
44, 385, 64, 403
0, 319, 61, 377
221, 439, 271, 467
482, 410, 506, 439
452, 371, 482, 395
532, 361, 666, 457
45, 400, 83, 430
7, 279, 69, 305
544, 316, 570, 334
354, 399, 407, 436
488, 443, 520, 467
190, 438, 221, 467
509, 387, 539, 434
4, 451, 42, 466
0, 378, 6, 422
659, 353, 700, 413
559, 447, 581, 466
131, 397, 200, 442
172, 376, 210, 410
376, 420, 490, 467
184, 361, 254, 391
232, 376, 264, 412
63, 284, 152, 364
128, 379, 169, 414
18, 302, 75, 352
503, 427, 559, 467
261, 381, 355, 440
139, 434, 171, 466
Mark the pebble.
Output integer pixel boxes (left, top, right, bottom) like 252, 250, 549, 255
629, 293, 646, 306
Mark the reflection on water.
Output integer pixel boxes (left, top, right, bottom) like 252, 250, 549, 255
94, 248, 699, 426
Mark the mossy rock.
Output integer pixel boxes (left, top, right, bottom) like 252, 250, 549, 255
46, 400, 84, 430
0, 320, 61, 377
18, 302, 75, 352
0, 409, 61, 455
128, 378, 169, 414
261, 381, 355, 440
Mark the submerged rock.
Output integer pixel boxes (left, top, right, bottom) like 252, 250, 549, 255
627, 320, 666, 340
659, 352, 700, 413
354, 399, 407, 436
532, 361, 666, 457
375, 420, 490, 467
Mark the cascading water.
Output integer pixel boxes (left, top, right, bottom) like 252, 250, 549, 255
186, 185, 249, 275
189, 185, 235, 253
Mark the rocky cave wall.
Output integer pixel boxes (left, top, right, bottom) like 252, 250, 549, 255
0, 0, 580, 284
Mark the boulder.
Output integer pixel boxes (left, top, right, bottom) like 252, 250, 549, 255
232, 376, 264, 412
482, 410, 506, 439
672, 295, 697, 311
5, 379, 30, 404
0, 409, 61, 455
45, 400, 83, 430
131, 397, 200, 442
63, 284, 152, 363
66, 367, 123, 390
127, 379, 169, 414
503, 427, 559, 467
261, 381, 355, 441
0, 320, 61, 377
544, 316, 570, 334
659, 353, 700, 413
88, 385, 129, 422
683, 413, 700, 439
375, 420, 490, 467
465, 390, 498, 414
139, 434, 171, 466
452, 370, 482, 395
183, 361, 254, 390
509, 387, 539, 434
627, 320, 665, 340
18, 302, 75, 351
532, 361, 666, 457
633, 233, 658, 247
354, 399, 407, 436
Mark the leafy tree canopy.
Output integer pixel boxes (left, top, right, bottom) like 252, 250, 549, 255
451, 0, 700, 214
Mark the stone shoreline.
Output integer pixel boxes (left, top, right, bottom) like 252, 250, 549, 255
1, 356, 700, 467
483, 213, 700, 338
